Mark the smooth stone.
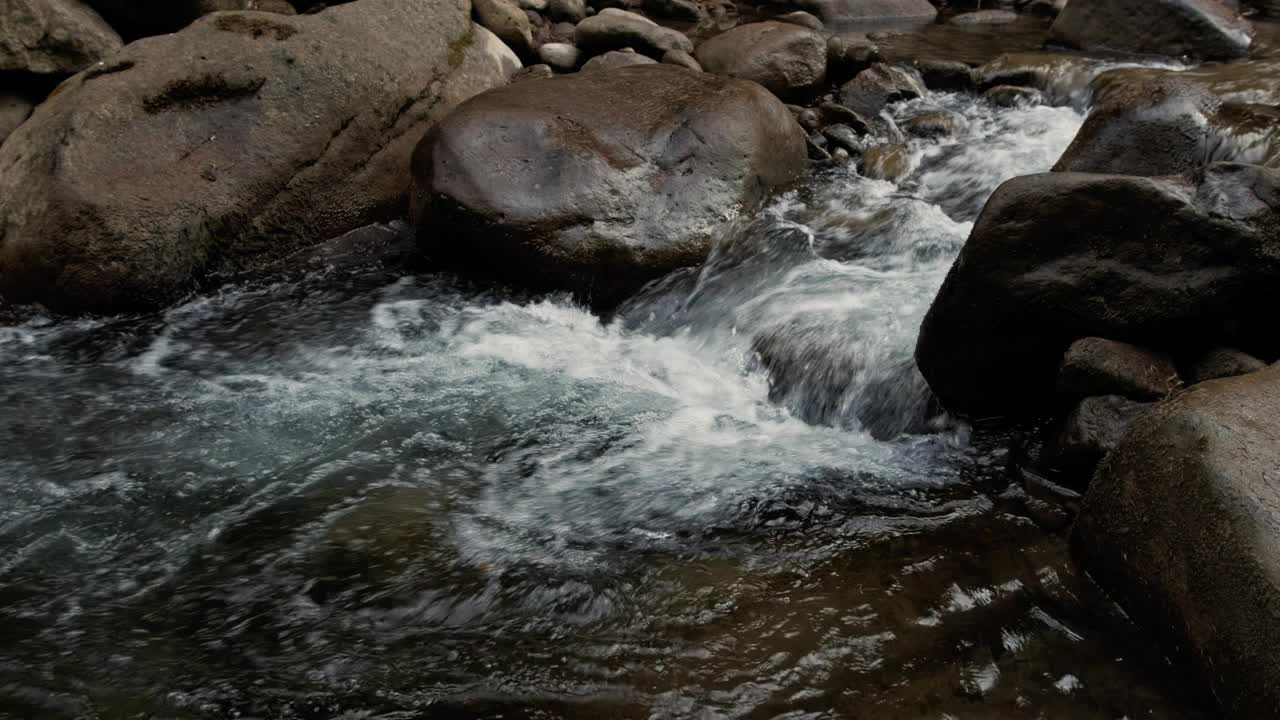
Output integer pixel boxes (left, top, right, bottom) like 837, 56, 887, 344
474, 0, 536, 57
575, 7, 693, 57
694, 21, 827, 101
510, 62, 555, 81
644, 0, 702, 20
826, 34, 881, 83
580, 47, 657, 72
411, 64, 806, 308
912, 58, 975, 92
822, 123, 863, 154
775, 10, 823, 29
548, 0, 586, 21
538, 41, 583, 71
817, 101, 871, 134
838, 62, 924, 117
1058, 337, 1181, 402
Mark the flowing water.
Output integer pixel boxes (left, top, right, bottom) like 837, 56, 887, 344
0, 92, 1210, 719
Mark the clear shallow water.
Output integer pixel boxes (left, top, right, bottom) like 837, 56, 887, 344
0, 95, 1209, 719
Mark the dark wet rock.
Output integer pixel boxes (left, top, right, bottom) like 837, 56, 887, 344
510, 62, 555, 81
903, 110, 960, 139
984, 84, 1042, 107
912, 58, 975, 92
1187, 347, 1267, 384
661, 48, 702, 71
644, 0, 702, 20
517, 0, 548, 11
949, 9, 1019, 25
1058, 338, 1180, 402
411, 64, 806, 308
861, 143, 910, 181
548, 0, 586, 21
538, 41, 582, 71
694, 21, 826, 100
474, 0, 535, 58
581, 47, 657, 71
1050, 0, 1252, 60
775, 10, 823, 29
806, 131, 830, 160
0, 0, 519, 314
0, 94, 34, 145
1049, 395, 1153, 479
1, 0, 122, 75
575, 8, 693, 57
1054, 61, 1280, 175
967, 51, 1100, 95
826, 34, 882, 83
822, 123, 863, 155
917, 163, 1280, 418
838, 63, 925, 118
797, 107, 821, 131
796, 0, 936, 24
84, 0, 295, 39
817, 101, 871, 134
1073, 364, 1280, 719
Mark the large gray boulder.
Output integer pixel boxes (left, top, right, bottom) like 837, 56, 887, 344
1050, 0, 1252, 60
1055, 59, 1280, 175
0, 1, 519, 314
1073, 364, 1280, 718
916, 163, 1280, 418
411, 64, 807, 307
0, 0, 122, 75
694, 21, 826, 100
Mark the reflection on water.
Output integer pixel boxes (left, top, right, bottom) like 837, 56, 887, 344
0, 92, 1210, 718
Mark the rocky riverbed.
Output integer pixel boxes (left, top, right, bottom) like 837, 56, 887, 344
2, 0, 1280, 717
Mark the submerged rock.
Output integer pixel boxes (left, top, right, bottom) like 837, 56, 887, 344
797, 0, 936, 24
916, 163, 1280, 418
861, 143, 910, 181
1050, 0, 1252, 60
411, 64, 806, 308
903, 110, 960, 139
0, 1, 519, 314
1, 0, 122, 75
984, 84, 1042, 107
694, 21, 827, 100
1073, 365, 1280, 718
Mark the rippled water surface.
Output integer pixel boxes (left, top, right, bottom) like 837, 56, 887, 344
0, 93, 1209, 718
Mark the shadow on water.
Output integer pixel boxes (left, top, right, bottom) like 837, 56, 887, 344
0, 88, 1215, 718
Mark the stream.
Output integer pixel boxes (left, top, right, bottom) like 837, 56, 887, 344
0, 83, 1212, 718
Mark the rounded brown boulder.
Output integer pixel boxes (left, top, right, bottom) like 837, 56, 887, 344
0, 0, 520, 314
1073, 364, 1280, 717
411, 64, 807, 308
